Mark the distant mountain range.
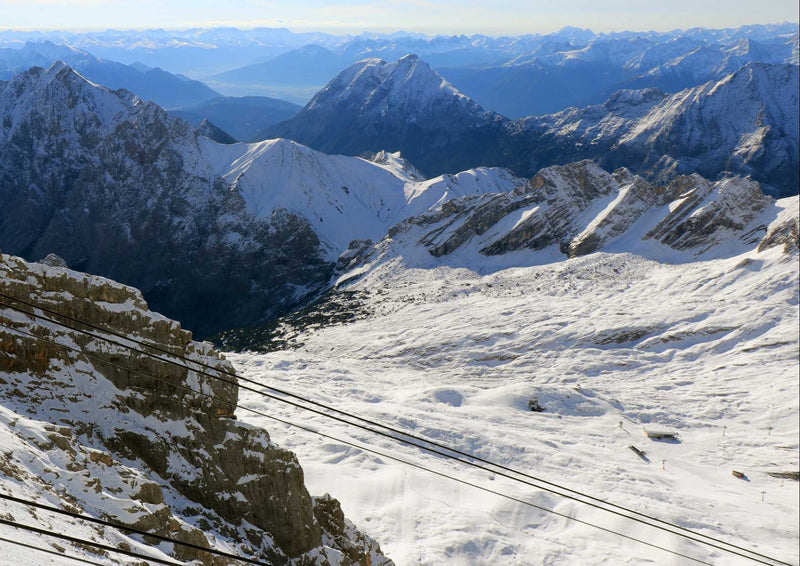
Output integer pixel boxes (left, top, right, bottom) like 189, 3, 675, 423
1, 60, 797, 340
0, 41, 221, 109
206, 44, 348, 104
3, 24, 795, 117
191, 23, 798, 114
267, 56, 799, 197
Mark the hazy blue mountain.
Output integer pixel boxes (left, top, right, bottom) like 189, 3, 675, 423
439, 35, 797, 118
0, 27, 345, 75
170, 95, 302, 141
0, 41, 221, 109
211, 45, 347, 89
196, 24, 797, 114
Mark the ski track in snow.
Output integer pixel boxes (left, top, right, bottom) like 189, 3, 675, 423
230, 245, 799, 566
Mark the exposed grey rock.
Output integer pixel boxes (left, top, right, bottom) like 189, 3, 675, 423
0, 252, 391, 565
389, 161, 785, 261
480, 160, 619, 256
336, 239, 374, 272
644, 175, 772, 252
567, 168, 658, 257
758, 200, 800, 253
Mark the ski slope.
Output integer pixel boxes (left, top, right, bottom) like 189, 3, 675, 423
230, 228, 799, 565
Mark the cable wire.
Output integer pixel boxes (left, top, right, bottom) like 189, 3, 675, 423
0, 492, 271, 566
0, 515, 184, 565
0, 319, 743, 566
0, 532, 110, 566
0, 293, 790, 565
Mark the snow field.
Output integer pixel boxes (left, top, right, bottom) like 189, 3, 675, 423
231, 245, 799, 565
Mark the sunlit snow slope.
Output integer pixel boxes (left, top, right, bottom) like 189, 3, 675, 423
229, 196, 799, 565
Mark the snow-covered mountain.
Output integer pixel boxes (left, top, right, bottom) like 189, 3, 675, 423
267, 54, 512, 177
0, 62, 522, 337
532, 62, 800, 196
629, 37, 796, 91
0, 251, 390, 565
272, 56, 799, 197
218, 159, 797, 352
387, 160, 788, 263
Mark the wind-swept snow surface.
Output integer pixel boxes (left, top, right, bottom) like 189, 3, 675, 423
229, 197, 799, 565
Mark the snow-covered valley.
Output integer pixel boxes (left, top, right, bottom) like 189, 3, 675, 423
229, 202, 799, 565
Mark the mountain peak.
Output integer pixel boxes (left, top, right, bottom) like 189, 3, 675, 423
46, 59, 72, 76
198, 118, 237, 144
305, 55, 479, 117
398, 53, 420, 63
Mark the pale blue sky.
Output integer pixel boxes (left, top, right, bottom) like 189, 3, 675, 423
0, 0, 797, 34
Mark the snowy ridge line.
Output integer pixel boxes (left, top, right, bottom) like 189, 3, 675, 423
0, 296, 793, 566
0, 492, 273, 566
0, 515, 183, 566
0, 533, 108, 566
0, 321, 722, 566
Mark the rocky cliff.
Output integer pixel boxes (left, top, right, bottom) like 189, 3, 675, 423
0, 252, 390, 565
387, 161, 795, 262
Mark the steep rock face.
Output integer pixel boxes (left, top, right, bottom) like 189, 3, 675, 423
197, 118, 237, 144
758, 196, 800, 253
643, 175, 772, 252
388, 162, 784, 262
0, 62, 332, 338
480, 161, 620, 255
610, 63, 800, 192
0, 252, 390, 565
567, 168, 659, 256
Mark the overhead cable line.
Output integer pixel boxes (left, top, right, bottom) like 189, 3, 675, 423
0, 515, 184, 566
0, 491, 272, 566
0, 319, 753, 566
0, 532, 111, 566
0, 293, 791, 565
0, 290, 774, 556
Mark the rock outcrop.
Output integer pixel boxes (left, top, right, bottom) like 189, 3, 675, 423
0, 252, 390, 565
388, 161, 788, 261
